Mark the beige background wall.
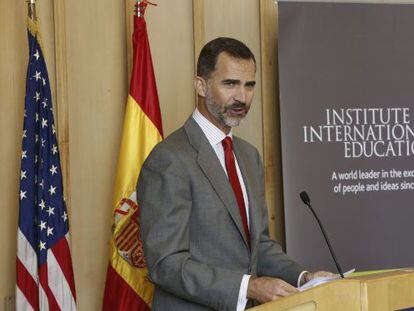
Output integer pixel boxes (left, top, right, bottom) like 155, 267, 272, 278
1, 1, 29, 308
66, 1, 128, 308
0, 0, 280, 309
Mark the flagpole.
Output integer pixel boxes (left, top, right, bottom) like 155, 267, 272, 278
27, 0, 36, 20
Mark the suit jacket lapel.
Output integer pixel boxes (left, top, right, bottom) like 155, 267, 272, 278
184, 118, 250, 249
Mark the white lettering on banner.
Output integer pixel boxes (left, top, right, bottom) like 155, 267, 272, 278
303, 107, 414, 158
330, 168, 414, 196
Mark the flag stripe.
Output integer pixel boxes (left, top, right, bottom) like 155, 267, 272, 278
16, 286, 35, 311
116, 228, 135, 248
121, 235, 139, 251
38, 284, 49, 311
48, 249, 77, 310
112, 96, 163, 207
103, 264, 150, 311
119, 238, 138, 254
129, 17, 163, 137
116, 226, 138, 250
115, 222, 136, 244
39, 265, 60, 311
116, 221, 135, 240
17, 229, 38, 282
108, 245, 154, 304
16, 258, 39, 311
50, 235, 77, 301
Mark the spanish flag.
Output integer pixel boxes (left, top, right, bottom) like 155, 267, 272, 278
102, 6, 163, 310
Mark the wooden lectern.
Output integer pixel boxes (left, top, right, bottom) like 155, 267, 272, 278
247, 269, 414, 311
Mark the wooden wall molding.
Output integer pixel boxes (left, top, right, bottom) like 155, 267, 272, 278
52, 1, 71, 212
192, 0, 205, 76
259, 0, 285, 246
125, 0, 135, 81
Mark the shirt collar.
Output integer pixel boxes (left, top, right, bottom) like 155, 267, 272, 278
192, 108, 233, 146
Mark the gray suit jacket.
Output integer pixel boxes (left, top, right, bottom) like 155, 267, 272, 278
137, 117, 303, 311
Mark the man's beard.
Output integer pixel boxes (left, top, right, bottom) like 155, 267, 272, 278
205, 92, 250, 128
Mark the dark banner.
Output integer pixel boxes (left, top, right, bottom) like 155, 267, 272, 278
279, 1, 414, 271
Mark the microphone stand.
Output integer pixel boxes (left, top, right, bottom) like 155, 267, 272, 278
300, 192, 344, 278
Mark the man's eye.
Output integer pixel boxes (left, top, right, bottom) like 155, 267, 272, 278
224, 81, 236, 86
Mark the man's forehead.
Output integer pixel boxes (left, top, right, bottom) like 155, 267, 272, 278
212, 52, 256, 78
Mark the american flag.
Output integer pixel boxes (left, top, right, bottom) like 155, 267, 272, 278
16, 20, 77, 311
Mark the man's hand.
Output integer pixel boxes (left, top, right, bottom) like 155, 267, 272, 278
300, 271, 336, 286
247, 276, 298, 303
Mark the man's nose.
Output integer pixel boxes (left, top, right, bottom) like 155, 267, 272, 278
233, 86, 247, 103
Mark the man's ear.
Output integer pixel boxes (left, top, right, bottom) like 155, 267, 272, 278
194, 76, 207, 97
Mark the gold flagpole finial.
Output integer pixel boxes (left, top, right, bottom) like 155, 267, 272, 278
27, 0, 37, 20
134, 0, 157, 17
135, 0, 145, 17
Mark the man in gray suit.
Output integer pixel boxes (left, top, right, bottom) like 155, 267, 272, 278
137, 37, 332, 311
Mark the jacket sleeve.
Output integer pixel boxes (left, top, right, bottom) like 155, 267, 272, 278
254, 150, 304, 286
137, 145, 244, 311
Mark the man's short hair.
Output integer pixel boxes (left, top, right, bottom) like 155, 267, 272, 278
197, 37, 256, 79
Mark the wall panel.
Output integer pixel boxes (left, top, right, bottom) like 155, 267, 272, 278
260, 0, 285, 244
65, 0, 127, 308
0, 1, 27, 302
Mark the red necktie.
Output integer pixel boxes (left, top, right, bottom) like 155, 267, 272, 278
222, 136, 250, 247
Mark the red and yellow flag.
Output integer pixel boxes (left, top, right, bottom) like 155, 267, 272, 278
102, 5, 163, 310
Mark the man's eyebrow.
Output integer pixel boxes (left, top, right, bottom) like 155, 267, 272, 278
221, 79, 241, 84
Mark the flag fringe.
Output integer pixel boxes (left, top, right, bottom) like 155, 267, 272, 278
26, 17, 44, 52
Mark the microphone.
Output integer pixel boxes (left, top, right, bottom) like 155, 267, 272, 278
299, 191, 344, 278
